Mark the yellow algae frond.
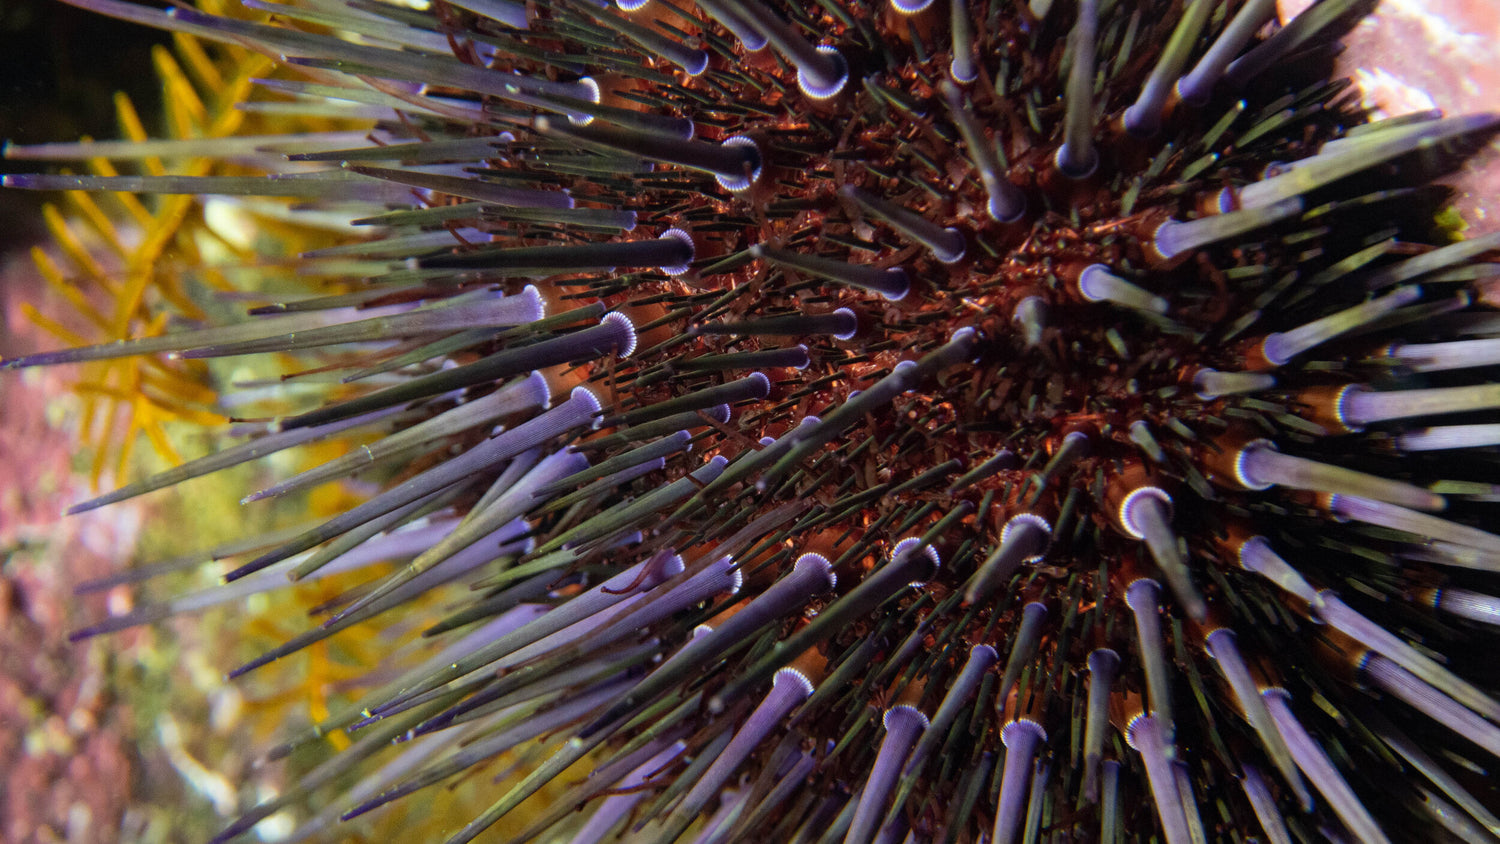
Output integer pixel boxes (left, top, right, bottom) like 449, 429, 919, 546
14, 10, 362, 491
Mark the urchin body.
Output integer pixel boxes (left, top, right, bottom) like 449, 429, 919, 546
6, 0, 1500, 842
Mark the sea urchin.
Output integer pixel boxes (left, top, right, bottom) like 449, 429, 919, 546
6, 0, 1500, 841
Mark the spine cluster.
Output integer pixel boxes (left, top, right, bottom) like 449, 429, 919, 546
5, 0, 1500, 841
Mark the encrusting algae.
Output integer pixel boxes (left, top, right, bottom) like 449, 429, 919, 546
5, 0, 1500, 842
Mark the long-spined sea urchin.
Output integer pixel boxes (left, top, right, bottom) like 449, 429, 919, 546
6, 0, 1500, 841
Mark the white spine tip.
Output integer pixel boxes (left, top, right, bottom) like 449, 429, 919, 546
890, 0, 935, 13
950, 326, 978, 355
520, 284, 546, 321
1053, 142, 1099, 180
570, 385, 604, 421
1001, 513, 1053, 556
567, 78, 602, 126
1122, 104, 1160, 138
601, 311, 638, 358
892, 536, 941, 585
524, 371, 553, 410
792, 552, 836, 591
933, 228, 966, 264
885, 703, 930, 729
1119, 487, 1173, 539
1193, 368, 1275, 400
682, 51, 709, 77
880, 268, 911, 301
790, 344, 811, 369
773, 666, 815, 696
713, 136, 763, 192
797, 46, 849, 100
1232, 440, 1277, 490
831, 307, 859, 341
1079, 264, 1167, 313
658, 228, 695, 276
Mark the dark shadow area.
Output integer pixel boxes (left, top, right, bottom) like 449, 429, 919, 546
0, 0, 171, 248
